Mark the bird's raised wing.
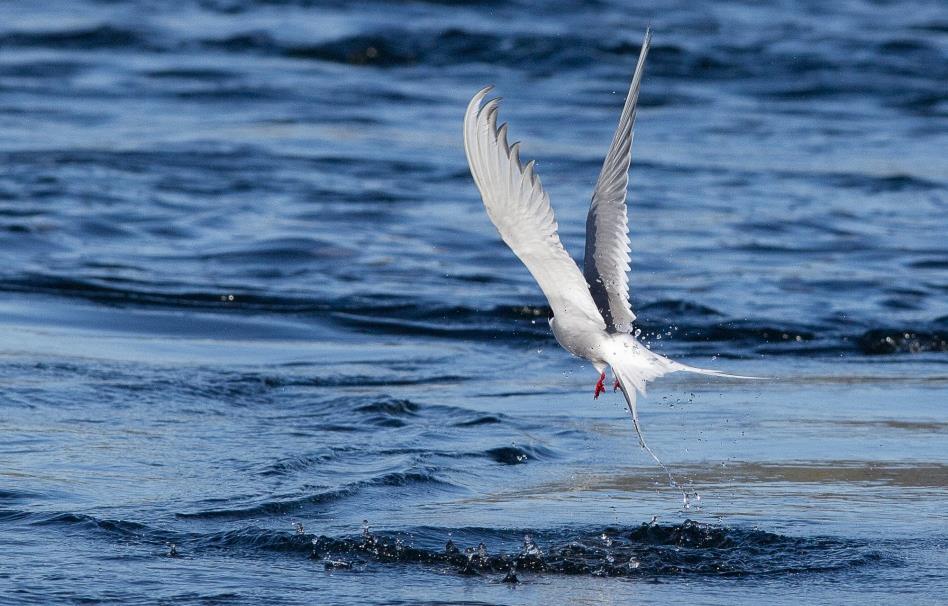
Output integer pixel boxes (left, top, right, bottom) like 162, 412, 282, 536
583, 28, 651, 334
464, 86, 605, 328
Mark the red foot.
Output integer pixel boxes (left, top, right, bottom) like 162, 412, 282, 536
593, 372, 606, 399
613, 379, 621, 392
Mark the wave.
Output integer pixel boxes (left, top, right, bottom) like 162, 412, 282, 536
193, 27, 946, 92
819, 171, 943, 194
177, 469, 453, 520
0, 25, 151, 51
3, 20, 942, 95
858, 329, 948, 355
308, 521, 890, 577
3, 277, 945, 356
22, 513, 893, 578
483, 444, 555, 465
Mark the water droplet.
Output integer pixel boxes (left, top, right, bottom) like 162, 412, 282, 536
522, 534, 542, 556
628, 557, 640, 569
294, 522, 305, 535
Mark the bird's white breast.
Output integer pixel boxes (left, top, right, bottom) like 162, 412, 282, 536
549, 313, 611, 368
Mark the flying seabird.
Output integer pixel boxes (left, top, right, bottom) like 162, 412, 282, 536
463, 29, 752, 500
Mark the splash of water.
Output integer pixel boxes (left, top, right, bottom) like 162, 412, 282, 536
521, 533, 542, 557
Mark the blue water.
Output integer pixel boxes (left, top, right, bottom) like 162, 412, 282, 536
1, 0, 946, 603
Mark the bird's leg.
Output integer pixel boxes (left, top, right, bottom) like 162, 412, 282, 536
613, 378, 621, 392
593, 372, 606, 399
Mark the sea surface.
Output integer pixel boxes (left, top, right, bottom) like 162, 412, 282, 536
1, 1, 946, 604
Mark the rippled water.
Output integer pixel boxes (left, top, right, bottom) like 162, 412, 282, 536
1, 0, 946, 604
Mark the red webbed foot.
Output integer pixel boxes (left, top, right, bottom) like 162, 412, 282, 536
593, 372, 606, 399
613, 379, 621, 392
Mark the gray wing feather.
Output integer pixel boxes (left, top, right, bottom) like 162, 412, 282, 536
583, 28, 651, 333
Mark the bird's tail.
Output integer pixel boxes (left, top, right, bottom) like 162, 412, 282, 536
665, 359, 762, 381
607, 346, 759, 508
608, 352, 684, 503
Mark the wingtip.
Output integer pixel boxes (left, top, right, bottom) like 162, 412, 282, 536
466, 85, 495, 115
509, 140, 522, 167
481, 98, 501, 124
472, 85, 495, 106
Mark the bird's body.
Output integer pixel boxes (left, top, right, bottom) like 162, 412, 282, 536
463, 29, 750, 493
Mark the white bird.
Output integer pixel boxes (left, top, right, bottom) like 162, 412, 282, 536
463, 29, 751, 496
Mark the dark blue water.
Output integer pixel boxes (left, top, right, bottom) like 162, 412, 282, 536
1, 1, 946, 603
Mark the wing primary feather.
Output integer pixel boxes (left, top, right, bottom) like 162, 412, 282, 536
462, 87, 607, 330
583, 28, 651, 334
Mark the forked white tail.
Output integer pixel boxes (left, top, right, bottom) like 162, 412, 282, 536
607, 348, 760, 508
